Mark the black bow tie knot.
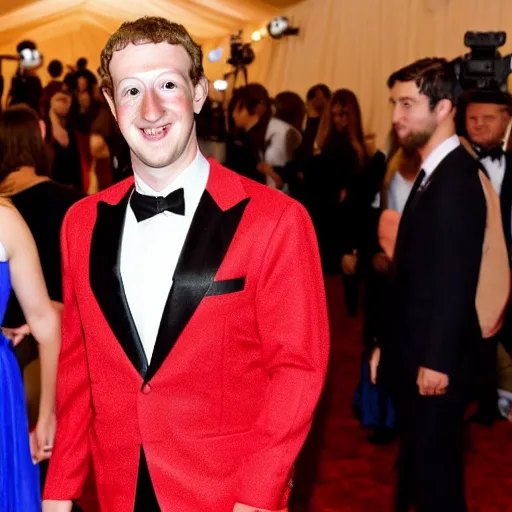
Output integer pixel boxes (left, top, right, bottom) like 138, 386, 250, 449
130, 188, 185, 222
477, 145, 505, 162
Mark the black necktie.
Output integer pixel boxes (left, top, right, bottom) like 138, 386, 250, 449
401, 168, 426, 218
477, 145, 504, 162
130, 188, 185, 222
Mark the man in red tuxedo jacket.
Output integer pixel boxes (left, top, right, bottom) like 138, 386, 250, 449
42, 16, 329, 512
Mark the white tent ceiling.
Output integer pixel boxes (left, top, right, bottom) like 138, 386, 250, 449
0, 0, 302, 85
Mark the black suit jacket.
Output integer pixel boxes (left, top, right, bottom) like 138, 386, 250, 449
380, 145, 486, 391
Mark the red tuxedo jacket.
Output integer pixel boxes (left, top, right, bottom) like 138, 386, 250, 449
43, 160, 329, 511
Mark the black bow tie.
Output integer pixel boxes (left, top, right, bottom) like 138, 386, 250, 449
130, 188, 185, 222
477, 145, 504, 162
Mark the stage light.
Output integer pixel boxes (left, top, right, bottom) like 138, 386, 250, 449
251, 30, 262, 42
267, 16, 299, 39
208, 47, 223, 63
213, 79, 228, 91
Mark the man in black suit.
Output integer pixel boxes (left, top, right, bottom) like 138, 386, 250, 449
463, 90, 512, 425
371, 58, 487, 512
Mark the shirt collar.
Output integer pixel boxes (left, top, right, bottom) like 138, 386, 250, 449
132, 150, 210, 218
421, 134, 460, 179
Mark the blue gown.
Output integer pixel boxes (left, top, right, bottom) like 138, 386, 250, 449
0, 260, 41, 511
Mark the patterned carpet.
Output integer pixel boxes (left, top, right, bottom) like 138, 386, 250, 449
307, 276, 512, 512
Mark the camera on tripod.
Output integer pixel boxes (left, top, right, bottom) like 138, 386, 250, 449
452, 31, 512, 92
227, 31, 255, 70
224, 31, 255, 88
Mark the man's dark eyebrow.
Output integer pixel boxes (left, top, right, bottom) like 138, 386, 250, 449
389, 96, 416, 104
397, 96, 416, 103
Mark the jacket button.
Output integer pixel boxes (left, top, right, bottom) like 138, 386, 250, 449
142, 383, 151, 394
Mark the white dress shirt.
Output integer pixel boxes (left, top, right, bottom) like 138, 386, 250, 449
480, 155, 506, 196
420, 134, 461, 186
262, 117, 301, 191
120, 151, 210, 361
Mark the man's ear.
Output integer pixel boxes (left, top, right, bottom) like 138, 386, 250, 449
193, 76, 209, 115
103, 88, 117, 122
38, 119, 46, 140
436, 98, 454, 123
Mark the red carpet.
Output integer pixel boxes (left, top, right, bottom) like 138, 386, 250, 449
309, 276, 512, 512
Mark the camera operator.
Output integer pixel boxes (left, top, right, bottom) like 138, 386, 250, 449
461, 89, 512, 426
8, 40, 43, 113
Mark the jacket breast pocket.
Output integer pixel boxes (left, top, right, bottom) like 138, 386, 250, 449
206, 277, 245, 297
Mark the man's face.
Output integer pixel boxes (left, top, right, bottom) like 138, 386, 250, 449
312, 90, 328, 114
51, 91, 72, 117
77, 76, 88, 93
466, 102, 510, 149
232, 102, 251, 130
105, 42, 207, 173
390, 80, 437, 151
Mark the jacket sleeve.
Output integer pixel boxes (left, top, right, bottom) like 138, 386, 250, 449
235, 201, 330, 510
419, 172, 486, 375
43, 210, 93, 500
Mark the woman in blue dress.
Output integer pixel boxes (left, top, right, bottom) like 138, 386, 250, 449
0, 197, 61, 511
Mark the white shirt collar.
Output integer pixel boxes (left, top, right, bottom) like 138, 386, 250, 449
421, 134, 460, 178
132, 151, 210, 218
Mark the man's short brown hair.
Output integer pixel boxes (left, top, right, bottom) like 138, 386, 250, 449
387, 58, 458, 110
99, 16, 204, 95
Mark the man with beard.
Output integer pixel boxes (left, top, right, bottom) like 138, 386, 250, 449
371, 58, 487, 511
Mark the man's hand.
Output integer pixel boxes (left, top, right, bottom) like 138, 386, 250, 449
42, 500, 73, 512
256, 161, 273, 176
342, 251, 358, 275
2, 324, 30, 346
256, 162, 284, 189
369, 347, 381, 384
416, 366, 449, 396
372, 252, 390, 273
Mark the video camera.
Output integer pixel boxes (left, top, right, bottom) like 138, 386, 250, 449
227, 32, 255, 68
225, 31, 255, 87
452, 31, 512, 92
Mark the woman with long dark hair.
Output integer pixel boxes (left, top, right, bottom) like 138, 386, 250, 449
40, 82, 85, 192
304, 88, 369, 277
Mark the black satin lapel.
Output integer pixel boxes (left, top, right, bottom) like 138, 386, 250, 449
144, 192, 250, 383
89, 189, 148, 378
